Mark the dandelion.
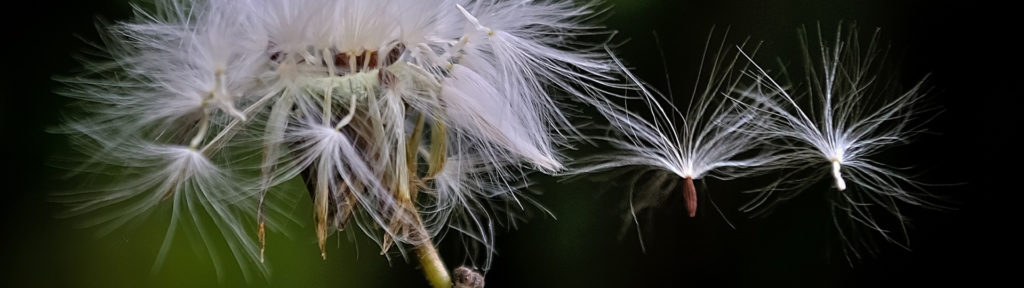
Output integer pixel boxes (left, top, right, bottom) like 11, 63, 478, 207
55, 0, 621, 286
570, 31, 779, 237
737, 23, 938, 260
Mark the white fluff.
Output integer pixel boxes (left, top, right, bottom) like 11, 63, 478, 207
55, 135, 263, 279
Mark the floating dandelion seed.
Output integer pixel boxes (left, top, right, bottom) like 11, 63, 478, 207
737, 23, 939, 259
55, 0, 622, 286
571, 31, 779, 234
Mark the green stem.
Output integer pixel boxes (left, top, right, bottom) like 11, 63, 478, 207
401, 195, 450, 288
415, 233, 451, 288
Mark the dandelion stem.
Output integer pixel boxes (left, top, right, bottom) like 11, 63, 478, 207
683, 176, 697, 218
400, 117, 452, 288
414, 221, 451, 288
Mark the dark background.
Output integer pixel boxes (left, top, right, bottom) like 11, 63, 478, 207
2, 0, 1015, 287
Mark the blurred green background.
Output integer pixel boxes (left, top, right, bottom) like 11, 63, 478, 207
2, 0, 1014, 287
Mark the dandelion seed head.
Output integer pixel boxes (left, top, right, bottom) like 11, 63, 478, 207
56, 0, 623, 278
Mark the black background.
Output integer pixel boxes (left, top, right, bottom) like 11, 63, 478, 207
2, 0, 1016, 287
